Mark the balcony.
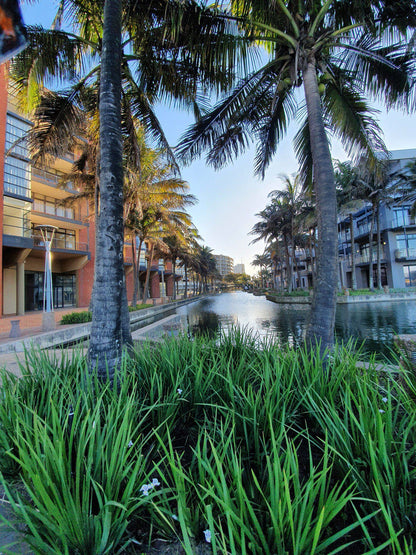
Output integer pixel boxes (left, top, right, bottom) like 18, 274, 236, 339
33, 235, 89, 252
32, 167, 77, 198
32, 196, 80, 221
355, 223, 371, 238
3, 182, 31, 200
395, 249, 416, 261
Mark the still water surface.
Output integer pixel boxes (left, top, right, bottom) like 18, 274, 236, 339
173, 291, 416, 359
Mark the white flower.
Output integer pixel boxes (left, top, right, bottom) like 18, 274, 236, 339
379, 409, 385, 414
203, 530, 211, 543
151, 478, 160, 487
128, 440, 134, 448
140, 484, 150, 496
381, 397, 388, 403
177, 388, 183, 395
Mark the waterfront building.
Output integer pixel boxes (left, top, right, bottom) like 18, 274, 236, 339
0, 71, 177, 316
234, 263, 245, 274
337, 149, 416, 289
213, 254, 234, 276
270, 149, 416, 291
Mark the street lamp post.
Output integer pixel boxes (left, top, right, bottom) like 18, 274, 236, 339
35, 225, 58, 331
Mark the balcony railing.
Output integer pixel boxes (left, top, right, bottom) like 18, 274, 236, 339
4, 182, 31, 198
32, 167, 75, 191
340, 252, 386, 266
395, 248, 416, 260
32, 198, 80, 221
33, 235, 88, 252
355, 223, 371, 237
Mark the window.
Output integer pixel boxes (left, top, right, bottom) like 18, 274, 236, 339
32, 225, 76, 250
3, 157, 31, 197
3, 198, 31, 237
5, 114, 30, 158
396, 234, 416, 257
392, 207, 410, 228
404, 266, 416, 287
32, 194, 76, 220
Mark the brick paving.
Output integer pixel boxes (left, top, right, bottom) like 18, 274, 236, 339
0, 307, 88, 337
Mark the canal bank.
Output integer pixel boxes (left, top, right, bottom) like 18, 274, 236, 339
265, 291, 416, 305
0, 296, 201, 355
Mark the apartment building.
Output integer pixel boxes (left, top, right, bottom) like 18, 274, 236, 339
337, 149, 416, 290
234, 263, 246, 274
213, 254, 234, 276
0, 70, 177, 316
270, 149, 416, 292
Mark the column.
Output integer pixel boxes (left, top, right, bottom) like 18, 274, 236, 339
17, 262, 25, 315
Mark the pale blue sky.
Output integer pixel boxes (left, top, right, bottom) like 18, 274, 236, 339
21, 1, 416, 274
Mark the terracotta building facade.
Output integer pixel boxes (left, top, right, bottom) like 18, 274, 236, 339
0, 69, 177, 316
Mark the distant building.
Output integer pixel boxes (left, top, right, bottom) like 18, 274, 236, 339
214, 254, 234, 276
274, 148, 416, 291
234, 263, 245, 274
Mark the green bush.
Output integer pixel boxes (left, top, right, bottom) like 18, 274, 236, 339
60, 310, 92, 324
128, 303, 152, 312
61, 304, 153, 324
1, 333, 415, 553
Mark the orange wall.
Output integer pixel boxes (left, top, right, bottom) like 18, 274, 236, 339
78, 206, 95, 308
0, 65, 8, 315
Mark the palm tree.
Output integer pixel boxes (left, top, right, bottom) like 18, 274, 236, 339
335, 161, 365, 291
10, 0, 242, 375
178, 0, 415, 352
353, 157, 394, 290
268, 174, 307, 291
252, 253, 270, 288
88, 0, 124, 379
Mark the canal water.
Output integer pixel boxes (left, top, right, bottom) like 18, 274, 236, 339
167, 291, 416, 360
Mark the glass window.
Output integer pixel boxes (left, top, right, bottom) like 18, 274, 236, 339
45, 199, 55, 215
3, 157, 31, 197
404, 266, 416, 287
393, 207, 410, 228
396, 234, 416, 257
5, 114, 31, 158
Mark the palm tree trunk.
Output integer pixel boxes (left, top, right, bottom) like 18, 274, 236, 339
284, 238, 292, 292
350, 214, 356, 290
121, 273, 133, 349
376, 204, 382, 289
131, 235, 137, 306
184, 263, 188, 298
303, 57, 337, 353
142, 243, 155, 303
88, 0, 125, 379
368, 208, 375, 290
172, 258, 177, 300
132, 236, 143, 306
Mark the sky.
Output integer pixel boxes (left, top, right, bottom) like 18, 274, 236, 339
20, 0, 416, 275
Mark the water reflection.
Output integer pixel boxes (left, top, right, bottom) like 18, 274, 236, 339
175, 291, 416, 359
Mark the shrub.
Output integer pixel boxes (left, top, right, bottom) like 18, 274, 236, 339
128, 303, 152, 312
60, 311, 92, 325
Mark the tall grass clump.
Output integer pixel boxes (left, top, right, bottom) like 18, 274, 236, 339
0, 330, 416, 553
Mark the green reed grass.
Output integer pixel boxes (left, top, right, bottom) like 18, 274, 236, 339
0, 330, 415, 553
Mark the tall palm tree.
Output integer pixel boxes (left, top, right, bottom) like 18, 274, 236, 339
10, 0, 243, 375
353, 157, 394, 290
335, 160, 365, 291
252, 253, 270, 288
88, 0, 124, 379
268, 174, 307, 290
178, 0, 416, 352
